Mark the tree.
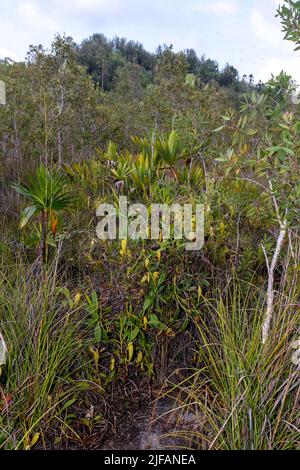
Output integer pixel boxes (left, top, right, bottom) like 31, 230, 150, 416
0, 35, 100, 177
213, 88, 300, 343
112, 37, 155, 71
198, 56, 220, 84
277, 0, 300, 49
155, 46, 187, 84
185, 49, 199, 75
219, 63, 239, 87
114, 63, 150, 101
265, 70, 296, 101
77, 34, 123, 90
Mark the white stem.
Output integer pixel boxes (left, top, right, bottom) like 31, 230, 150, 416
237, 176, 288, 344
262, 222, 287, 344
262, 179, 287, 344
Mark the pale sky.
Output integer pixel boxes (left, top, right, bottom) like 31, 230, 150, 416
0, 0, 299, 84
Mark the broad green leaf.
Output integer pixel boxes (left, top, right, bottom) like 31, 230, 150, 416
19, 205, 38, 229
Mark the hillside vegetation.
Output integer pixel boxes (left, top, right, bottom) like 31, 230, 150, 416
0, 1, 299, 450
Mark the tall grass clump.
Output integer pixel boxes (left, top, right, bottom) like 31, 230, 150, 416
0, 257, 88, 449
160, 279, 300, 450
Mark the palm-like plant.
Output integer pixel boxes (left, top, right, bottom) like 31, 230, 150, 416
111, 160, 132, 187
12, 166, 75, 262
156, 130, 181, 179
131, 153, 155, 197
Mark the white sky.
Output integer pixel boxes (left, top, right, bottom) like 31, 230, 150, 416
0, 0, 299, 84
